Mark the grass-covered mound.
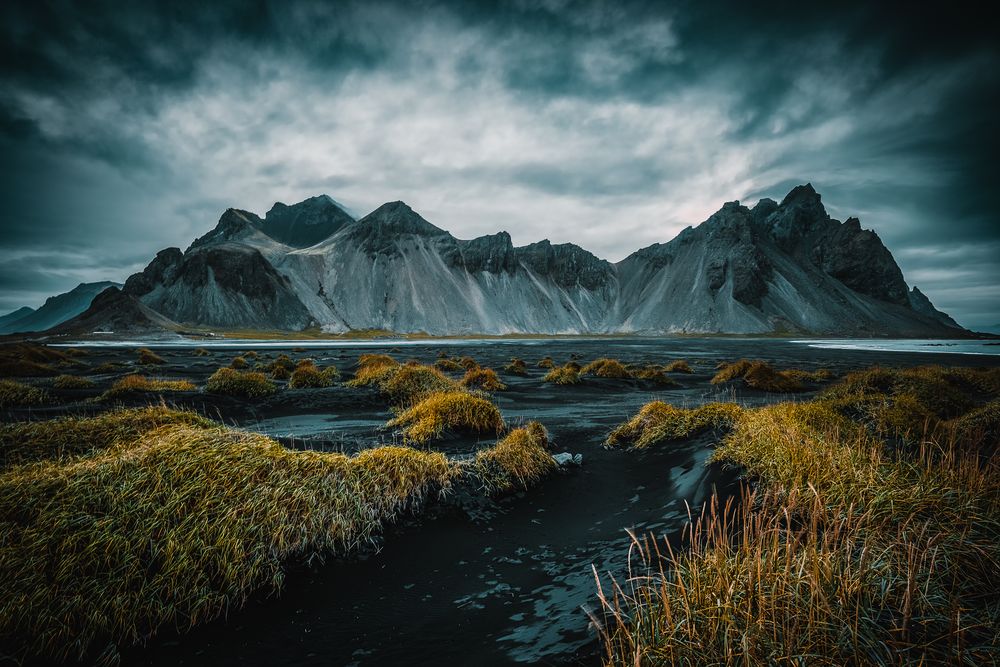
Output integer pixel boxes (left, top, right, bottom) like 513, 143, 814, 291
543, 364, 581, 385
0, 406, 215, 469
100, 374, 197, 400
581, 358, 631, 379
434, 358, 464, 373
633, 366, 678, 386
136, 347, 165, 365
0, 420, 453, 662
460, 367, 507, 392
230, 355, 249, 369
288, 361, 340, 388
0, 379, 49, 408
205, 367, 277, 399
386, 391, 505, 445
471, 422, 556, 495
604, 401, 743, 449
0, 343, 80, 377
711, 359, 810, 393
663, 359, 693, 374
346, 354, 400, 387
52, 374, 96, 390
537, 356, 555, 369
503, 357, 528, 376
596, 367, 1000, 665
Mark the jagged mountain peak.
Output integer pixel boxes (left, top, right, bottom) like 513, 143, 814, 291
262, 194, 355, 247
357, 201, 447, 236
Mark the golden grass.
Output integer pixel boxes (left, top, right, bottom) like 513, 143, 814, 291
663, 359, 693, 374
711, 359, 806, 392
136, 348, 165, 365
0, 406, 216, 469
346, 354, 400, 387
633, 366, 678, 386
288, 361, 340, 389
581, 358, 632, 379
230, 355, 249, 369
193, 348, 211, 357
503, 357, 528, 376
0, 422, 453, 662
434, 358, 464, 373
471, 422, 556, 494
537, 356, 555, 369
460, 367, 507, 392
596, 366, 1000, 665
52, 374, 95, 390
92, 362, 123, 373
459, 356, 480, 370
101, 374, 197, 400
0, 379, 49, 408
605, 401, 743, 449
205, 367, 277, 399
543, 364, 581, 385
0, 343, 79, 377
377, 364, 458, 406
385, 390, 505, 445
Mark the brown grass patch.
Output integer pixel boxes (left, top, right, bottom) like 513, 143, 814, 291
605, 401, 743, 449
136, 348, 165, 365
288, 361, 340, 388
711, 359, 806, 392
543, 365, 581, 385
101, 374, 197, 400
581, 358, 632, 379
0, 379, 49, 408
460, 367, 507, 392
205, 368, 276, 399
52, 374, 96, 390
385, 391, 505, 444
472, 422, 556, 494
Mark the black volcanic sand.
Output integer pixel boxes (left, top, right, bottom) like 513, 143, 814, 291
5, 338, 1000, 666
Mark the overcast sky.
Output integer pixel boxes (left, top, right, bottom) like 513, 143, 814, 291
1, 0, 997, 328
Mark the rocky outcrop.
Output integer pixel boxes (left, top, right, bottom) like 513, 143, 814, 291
44, 185, 967, 337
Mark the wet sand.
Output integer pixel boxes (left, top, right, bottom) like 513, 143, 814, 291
5, 338, 999, 665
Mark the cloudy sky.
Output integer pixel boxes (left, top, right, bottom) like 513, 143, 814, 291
1, 0, 997, 328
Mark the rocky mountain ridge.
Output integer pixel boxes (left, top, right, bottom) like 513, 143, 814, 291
53, 185, 967, 336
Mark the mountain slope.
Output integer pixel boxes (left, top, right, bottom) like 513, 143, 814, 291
0, 282, 121, 334
0, 307, 34, 331
47, 186, 967, 337
49, 287, 181, 335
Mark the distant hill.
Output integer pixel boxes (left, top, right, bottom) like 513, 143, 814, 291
0, 282, 121, 334
0, 306, 35, 331
51, 185, 968, 337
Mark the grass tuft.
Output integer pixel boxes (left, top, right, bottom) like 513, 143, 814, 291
385, 391, 504, 445
205, 368, 277, 399
711, 359, 806, 392
0, 406, 216, 469
136, 348, 165, 365
288, 361, 340, 389
460, 367, 507, 392
52, 374, 96, 390
537, 356, 555, 369
434, 358, 464, 373
0, 379, 49, 408
472, 422, 556, 494
605, 401, 743, 449
581, 358, 632, 379
230, 355, 248, 369
543, 364, 581, 385
100, 375, 197, 400
663, 359, 693, 374
503, 357, 528, 376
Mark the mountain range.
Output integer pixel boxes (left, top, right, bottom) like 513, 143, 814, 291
0, 282, 121, 335
28, 185, 968, 337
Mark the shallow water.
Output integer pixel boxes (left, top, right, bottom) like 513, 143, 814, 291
16, 338, 1000, 665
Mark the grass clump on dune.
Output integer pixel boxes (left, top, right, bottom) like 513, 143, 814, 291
711, 359, 806, 393
288, 361, 340, 389
605, 401, 743, 449
193, 348, 211, 357
0, 379, 49, 408
471, 422, 556, 495
386, 391, 504, 445
52, 374, 95, 390
459, 356, 479, 370
0, 422, 453, 662
543, 364, 581, 385
503, 357, 528, 376
346, 354, 400, 387
230, 355, 249, 369
101, 374, 197, 400
596, 368, 1000, 665
537, 356, 555, 369
663, 359, 693, 374
378, 363, 458, 406
460, 367, 507, 392
0, 343, 81, 377
205, 367, 277, 399
136, 347, 165, 365
633, 366, 678, 386
0, 406, 215, 469
434, 358, 464, 373
581, 358, 632, 379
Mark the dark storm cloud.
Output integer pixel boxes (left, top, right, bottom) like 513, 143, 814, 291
0, 0, 997, 327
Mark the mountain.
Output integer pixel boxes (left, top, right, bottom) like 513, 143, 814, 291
47, 286, 180, 335
0, 281, 121, 334
52, 185, 967, 337
0, 306, 34, 331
